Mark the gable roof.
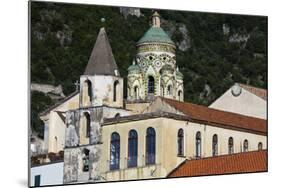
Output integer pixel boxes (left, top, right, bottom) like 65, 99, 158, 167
161, 97, 267, 135
168, 150, 267, 177
39, 90, 79, 117
84, 27, 119, 76
102, 111, 189, 126
238, 83, 267, 100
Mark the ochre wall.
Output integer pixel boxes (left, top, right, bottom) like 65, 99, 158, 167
100, 117, 267, 181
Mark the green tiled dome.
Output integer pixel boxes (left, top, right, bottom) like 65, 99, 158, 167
128, 63, 141, 73
137, 27, 175, 45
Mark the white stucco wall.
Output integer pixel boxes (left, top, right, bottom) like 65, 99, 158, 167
80, 75, 124, 108
40, 93, 80, 153
30, 162, 64, 186
209, 87, 267, 119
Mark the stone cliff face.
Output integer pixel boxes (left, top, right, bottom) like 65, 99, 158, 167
119, 7, 141, 18
31, 83, 65, 99
31, 2, 267, 136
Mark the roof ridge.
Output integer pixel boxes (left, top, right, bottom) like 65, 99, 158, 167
160, 97, 265, 121
238, 83, 267, 91
238, 83, 267, 100
159, 97, 267, 134
39, 90, 79, 116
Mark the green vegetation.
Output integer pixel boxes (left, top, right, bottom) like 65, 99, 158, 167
31, 91, 54, 138
31, 2, 267, 136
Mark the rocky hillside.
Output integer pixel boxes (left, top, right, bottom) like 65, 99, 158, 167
31, 2, 267, 138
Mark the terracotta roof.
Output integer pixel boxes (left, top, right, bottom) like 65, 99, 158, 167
168, 150, 267, 177
238, 83, 267, 100
84, 27, 120, 76
161, 97, 267, 135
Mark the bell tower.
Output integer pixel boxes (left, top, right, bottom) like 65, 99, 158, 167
80, 27, 123, 108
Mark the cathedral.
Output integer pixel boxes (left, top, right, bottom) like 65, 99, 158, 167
31, 12, 267, 186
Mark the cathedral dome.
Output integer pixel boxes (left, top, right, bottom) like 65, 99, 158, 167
128, 62, 141, 74
137, 12, 175, 46
137, 27, 175, 46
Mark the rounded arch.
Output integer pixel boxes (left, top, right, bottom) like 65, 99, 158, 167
128, 129, 138, 167
84, 112, 91, 138
177, 128, 184, 156
134, 85, 139, 99
113, 80, 119, 102
258, 142, 263, 151
167, 84, 173, 95
146, 127, 156, 164
243, 139, 249, 152
110, 132, 120, 170
79, 112, 91, 145
83, 79, 93, 106
195, 131, 201, 158
114, 113, 120, 118
147, 76, 155, 94
177, 90, 183, 101
212, 134, 218, 156
228, 137, 234, 154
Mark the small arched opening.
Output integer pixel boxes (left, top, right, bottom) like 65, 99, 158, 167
147, 76, 155, 94
113, 80, 119, 102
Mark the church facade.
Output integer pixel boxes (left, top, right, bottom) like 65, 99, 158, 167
33, 12, 267, 186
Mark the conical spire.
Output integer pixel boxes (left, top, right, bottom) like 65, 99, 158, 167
84, 27, 119, 76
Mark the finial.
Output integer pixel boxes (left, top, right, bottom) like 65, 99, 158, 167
132, 60, 136, 65
152, 11, 161, 27
176, 66, 179, 71
100, 17, 106, 29
101, 17, 106, 23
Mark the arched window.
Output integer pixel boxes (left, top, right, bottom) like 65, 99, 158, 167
82, 148, 89, 172
146, 127, 156, 165
148, 76, 155, 94
212, 134, 218, 156
195, 131, 201, 158
113, 80, 119, 102
110, 132, 120, 170
84, 112, 91, 138
167, 85, 172, 95
128, 130, 138, 168
134, 86, 139, 99
258, 142, 263, 151
178, 90, 182, 101
177, 129, 184, 156
114, 113, 120, 118
83, 80, 92, 105
243, 139, 249, 152
228, 137, 234, 154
